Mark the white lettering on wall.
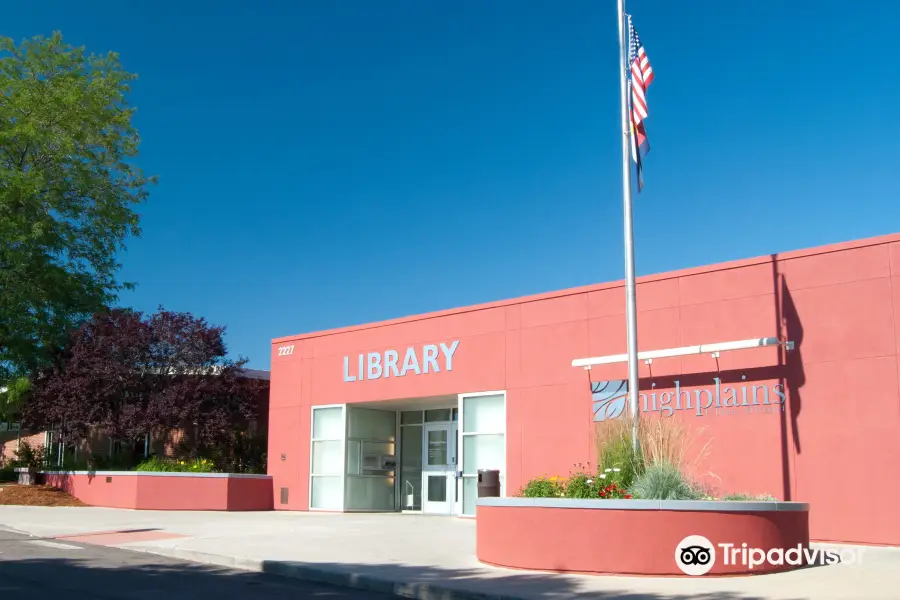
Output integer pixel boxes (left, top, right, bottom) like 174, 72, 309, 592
343, 340, 460, 382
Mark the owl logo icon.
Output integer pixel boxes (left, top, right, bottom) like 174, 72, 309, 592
591, 380, 628, 422
675, 535, 716, 575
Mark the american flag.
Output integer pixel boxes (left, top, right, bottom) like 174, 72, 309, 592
628, 15, 654, 191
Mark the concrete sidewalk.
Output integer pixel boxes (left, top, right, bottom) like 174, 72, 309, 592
1, 506, 898, 600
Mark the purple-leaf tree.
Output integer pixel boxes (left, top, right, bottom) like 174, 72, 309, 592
24, 307, 266, 469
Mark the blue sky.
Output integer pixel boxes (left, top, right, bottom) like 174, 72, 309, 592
7, 1, 899, 369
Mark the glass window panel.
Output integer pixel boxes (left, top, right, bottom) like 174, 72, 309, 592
425, 408, 452, 422
362, 440, 394, 456
360, 441, 395, 472
462, 394, 504, 433
345, 476, 396, 511
462, 477, 477, 516
462, 434, 504, 475
347, 407, 396, 441
400, 425, 422, 510
426, 429, 448, 466
452, 408, 459, 421
346, 440, 360, 475
400, 425, 423, 468
401, 411, 423, 425
310, 476, 342, 510
311, 440, 343, 474
427, 475, 447, 502
313, 407, 344, 439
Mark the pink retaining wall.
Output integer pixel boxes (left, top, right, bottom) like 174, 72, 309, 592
43, 472, 273, 511
268, 232, 900, 546
476, 500, 811, 576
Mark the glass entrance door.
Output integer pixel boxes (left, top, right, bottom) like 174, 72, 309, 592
421, 422, 458, 514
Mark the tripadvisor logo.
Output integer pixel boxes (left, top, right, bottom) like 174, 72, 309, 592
674, 535, 864, 575
591, 377, 785, 422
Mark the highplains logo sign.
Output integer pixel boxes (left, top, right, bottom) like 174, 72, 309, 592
591, 377, 786, 422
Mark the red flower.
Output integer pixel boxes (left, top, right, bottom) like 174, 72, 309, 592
625, 494, 632, 499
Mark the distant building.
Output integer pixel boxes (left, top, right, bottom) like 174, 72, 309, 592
1, 368, 270, 465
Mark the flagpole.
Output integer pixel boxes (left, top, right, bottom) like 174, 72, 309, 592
616, 0, 640, 452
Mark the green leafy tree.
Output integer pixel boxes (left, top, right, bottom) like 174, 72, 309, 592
0, 31, 154, 381
0, 375, 30, 422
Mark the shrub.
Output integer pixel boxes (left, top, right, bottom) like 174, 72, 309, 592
168, 431, 267, 474
134, 456, 217, 473
630, 462, 701, 500
10, 441, 46, 470
87, 452, 139, 471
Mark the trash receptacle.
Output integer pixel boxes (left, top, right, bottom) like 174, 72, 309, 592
477, 469, 500, 498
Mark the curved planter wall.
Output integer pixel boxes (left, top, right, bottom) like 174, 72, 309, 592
42, 471, 273, 511
476, 498, 810, 576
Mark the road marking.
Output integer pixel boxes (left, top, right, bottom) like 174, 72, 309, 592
27, 540, 82, 550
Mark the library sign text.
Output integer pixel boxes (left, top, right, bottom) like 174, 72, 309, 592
591, 377, 786, 422
343, 340, 460, 382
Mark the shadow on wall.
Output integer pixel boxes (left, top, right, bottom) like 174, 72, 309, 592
772, 255, 805, 502
614, 257, 805, 501
0, 555, 780, 600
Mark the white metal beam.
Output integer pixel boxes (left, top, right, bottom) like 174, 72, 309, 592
571, 337, 789, 368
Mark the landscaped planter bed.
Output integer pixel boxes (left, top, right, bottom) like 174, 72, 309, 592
41, 471, 273, 511
476, 498, 810, 576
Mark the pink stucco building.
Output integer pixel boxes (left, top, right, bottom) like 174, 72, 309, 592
268, 232, 900, 546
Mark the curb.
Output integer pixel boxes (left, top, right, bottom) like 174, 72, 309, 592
0, 524, 36, 537
138, 546, 524, 600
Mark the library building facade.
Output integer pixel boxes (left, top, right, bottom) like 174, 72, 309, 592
267, 233, 900, 546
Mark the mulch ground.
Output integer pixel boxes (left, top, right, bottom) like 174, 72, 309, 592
0, 484, 86, 507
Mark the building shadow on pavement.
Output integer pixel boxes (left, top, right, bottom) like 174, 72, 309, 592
259, 558, 806, 600
0, 554, 801, 600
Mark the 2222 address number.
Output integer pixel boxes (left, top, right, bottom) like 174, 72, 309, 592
277, 345, 295, 357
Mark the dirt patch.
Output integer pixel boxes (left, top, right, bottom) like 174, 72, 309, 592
0, 484, 85, 507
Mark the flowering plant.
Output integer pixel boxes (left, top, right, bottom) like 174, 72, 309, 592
598, 482, 631, 499
519, 475, 566, 498
519, 463, 637, 499
563, 462, 598, 498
